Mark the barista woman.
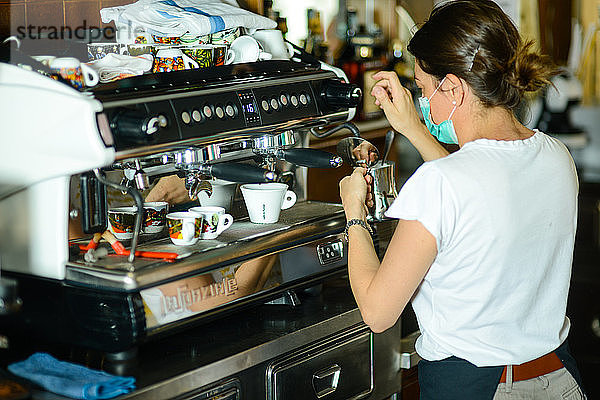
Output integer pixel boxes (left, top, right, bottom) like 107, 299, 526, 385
339, 1, 585, 398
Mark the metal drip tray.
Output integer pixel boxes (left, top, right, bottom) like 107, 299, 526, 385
67, 201, 345, 290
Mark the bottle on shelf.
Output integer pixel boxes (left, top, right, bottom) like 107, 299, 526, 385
304, 8, 328, 61
335, 8, 388, 121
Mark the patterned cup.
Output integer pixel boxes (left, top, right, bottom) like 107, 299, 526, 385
211, 44, 234, 66
108, 206, 138, 240
189, 206, 233, 239
166, 211, 203, 245
180, 33, 211, 45
143, 201, 168, 234
153, 48, 199, 72
180, 45, 213, 68
49, 57, 99, 89
211, 27, 241, 45
87, 43, 127, 61
152, 35, 182, 45
128, 43, 155, 56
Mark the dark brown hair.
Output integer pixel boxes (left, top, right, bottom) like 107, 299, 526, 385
407, 0, 559, 110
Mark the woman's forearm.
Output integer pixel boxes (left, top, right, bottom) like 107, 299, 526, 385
346, 225, 386, 331
404, 124, 450, 161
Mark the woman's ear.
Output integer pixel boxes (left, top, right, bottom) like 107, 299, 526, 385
443, 73, 465, 106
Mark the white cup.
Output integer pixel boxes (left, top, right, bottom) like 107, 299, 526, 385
240, 183, 297, 224
32, 55, 56, 66
197, 179, 238, 211
50, 57, 99, 89
228, 35, 272, 64
189, 206, 234, 239
166, 211, 203, 245
251, 29, 294, 60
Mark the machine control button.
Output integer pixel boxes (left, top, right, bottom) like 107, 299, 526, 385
181, 111, 191, 124
299, 93, 308, 105
290, 95, 299, 107
261, 99, 270, 111
225, 104, 236, 117
320, 79, 362, 108
270, 98, 279, 110
192, 109, 202, 122
316, 240, 344, 265
203, 105, 213, 119
279, 94, 288, 106
157, 114, 168, 128
215, 106, 225, 119
109, 109, 160, 142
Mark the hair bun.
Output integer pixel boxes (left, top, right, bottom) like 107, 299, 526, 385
505, 40, 555, 93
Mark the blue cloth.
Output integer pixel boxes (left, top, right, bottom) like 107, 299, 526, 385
7, 353, 136, 400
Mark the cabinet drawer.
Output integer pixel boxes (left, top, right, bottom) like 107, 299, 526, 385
267, 327, 373, 400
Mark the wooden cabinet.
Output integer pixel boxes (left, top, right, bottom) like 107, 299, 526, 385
401, 366, 420, 400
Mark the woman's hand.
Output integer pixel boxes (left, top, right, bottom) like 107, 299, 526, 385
145, 175, 190, 204
339, 167, 373, 220
352, 140, 379, 166
371, 71, 450, 161
371, 71, 424, 139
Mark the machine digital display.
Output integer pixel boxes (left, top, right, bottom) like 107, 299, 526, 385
237, 90, 261, 126
242, 102, 256, 114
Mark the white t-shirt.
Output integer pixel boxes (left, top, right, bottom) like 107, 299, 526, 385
384, 130, 578, 367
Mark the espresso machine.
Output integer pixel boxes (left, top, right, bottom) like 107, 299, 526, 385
0, 52, 404, 399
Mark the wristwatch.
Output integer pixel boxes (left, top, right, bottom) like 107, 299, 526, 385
344, 218, 373, 242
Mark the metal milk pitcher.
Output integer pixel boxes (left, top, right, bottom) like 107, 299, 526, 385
369, 161, 398, 221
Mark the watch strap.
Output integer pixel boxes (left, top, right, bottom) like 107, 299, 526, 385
344, 218, 373, 241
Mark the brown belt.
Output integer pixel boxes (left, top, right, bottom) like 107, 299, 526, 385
499, 351, 564, 383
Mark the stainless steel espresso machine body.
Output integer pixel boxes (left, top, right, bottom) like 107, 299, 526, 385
0, 56, 403, 399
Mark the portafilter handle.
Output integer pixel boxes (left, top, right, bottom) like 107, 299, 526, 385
278, 148, 343, 168
206, 162, 277, 183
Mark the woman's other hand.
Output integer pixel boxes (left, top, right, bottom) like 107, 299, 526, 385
339, 167, 373, 220
371, 71, 423, 138
371, 71, 449, 162
352, 140, 379, 166
145, 175, 190, 204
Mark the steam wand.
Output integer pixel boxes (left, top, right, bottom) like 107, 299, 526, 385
310, 121, 361, 139
93, 169, 144, 263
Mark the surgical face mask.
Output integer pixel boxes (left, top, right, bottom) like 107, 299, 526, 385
418, 77, 459, 144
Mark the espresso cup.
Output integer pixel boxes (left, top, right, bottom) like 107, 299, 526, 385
108, 206, 138, 240
153, 48, 199, 72
240, 183, 297, 224
211, 27, 241, 45
152, 34, 182, 45
197, 179, 237, 211
32, 55, 56, 66
211, 44, 234, 66
251, 29, 294, 60
180, 33, 211, 45
50, 57, 99, 89
127, 43, 155, 56
189, 206, 234, 239
228, 35, 272, 64
115, 24, 152, 44
180, 45, 213, 68
87, 43, 127, 61
166, 211, 203, 245
143, 201, 169, 234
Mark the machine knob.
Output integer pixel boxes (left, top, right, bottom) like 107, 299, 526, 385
109, 109, 163, 143
321, 79, 362, 108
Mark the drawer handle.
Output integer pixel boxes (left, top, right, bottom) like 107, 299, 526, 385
312, 364, 341, 398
